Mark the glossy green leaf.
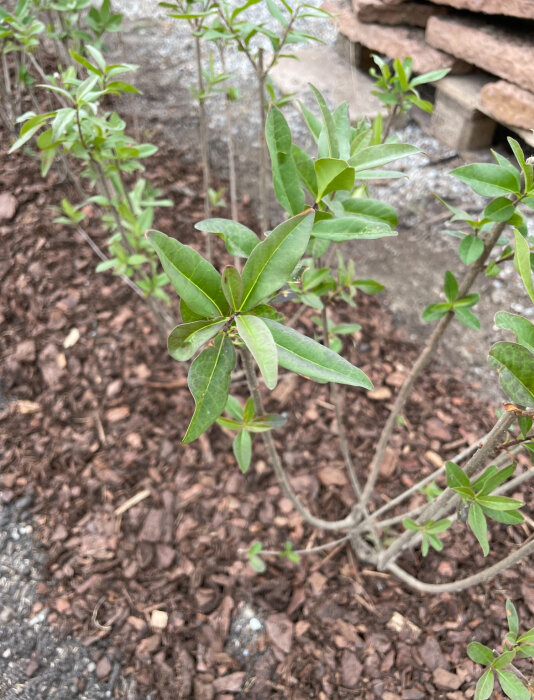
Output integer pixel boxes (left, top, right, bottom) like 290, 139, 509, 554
495, 312, 534, 354
513, 229, 534, 304
422, 303, 450, 323
474, 668, 494, 700
183, 334, 236, 444
236, 315, 278, 390
312, 217, 395, 242
168, 318, 226, 361
240, 210, 314, 310
482, 507, 524, 525
342, 198, 398, 227
446, 461, 470, 488
263, 319, 373, 388
266, 106, 306, 215
292, 144, 318, 197
194, 218, 259, 258
489, 341, 534, 407
468, 502, 489, 556
222, 266, 243, 310
477, 495, 523, 511
459, 234, 484, 265
314, 158, 355, 200
309, 83, 339, 158
233, 430, 252, 473
454, 307, 480, 330
484, 197, 516, 222
497, 670, 530, 700
508, 136, 533, 192
451, 163, 521, 198
349, 143, 419, 170
149, 230, 228, 317
444, 270, 458, 302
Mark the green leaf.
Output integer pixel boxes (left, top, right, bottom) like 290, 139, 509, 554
508, 136, 533, 192
309, 83, 339, 158
474, 668, 494, 700
493, 650, 517, 670
444, 270, 458, 302
236, 315, 278, 390
194, 218, 259, 258
342, 198, 398, 227
459, 234, 484, 265
265, 106, 306, 215
481, 507, 524, 525
292, 144, 318, 198
453, 292, 479, 308
506, 600, 519, 638
496, 670, 531, 700
421, 535, 429, 557
451, 163, 521, 198
477, 495, 523, 511
468, 642, 495, 667
425, 519, 451, 534
314, 158, 355, 201
183, 334, 236, 444
222, 266, 243, 310
240, 210, 314, 310
224, 395, 244, 421
454, 307, 480, 330
489, 341, 534, 407
149, 230, 228, 317
299, 100, 322, 143
427, 533, 444, 552
446, 461, 470, 488
468, 502, 489, 556
422, 303, 451, 323
495, 312, 534, 354
311, 217, 395, 242
514, 229, 534, 304
168, 318, 226, 361
349, 143, 419, 170
484, 197, 516, 222
263, 319, 373, 388
402, 518, 420, 532
233, 430, 252, 473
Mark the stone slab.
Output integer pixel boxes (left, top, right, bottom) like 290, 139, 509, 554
480, 80, 534, 131
353, 0, 447, 27
426, 16, 534, 92
323, 1, 467, 74
430, 0, 534, 20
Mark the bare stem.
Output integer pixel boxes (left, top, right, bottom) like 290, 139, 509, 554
241, 348, 355, 531
377, 411, 516, 569
387, 536, 534, 593
257, 49, 267, 233
194, 35, 212, 262
382, 104, 399, 141
361, 218, 509, 508
241, 534, 350, 558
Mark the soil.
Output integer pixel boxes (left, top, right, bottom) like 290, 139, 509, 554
3, 92, 534, 700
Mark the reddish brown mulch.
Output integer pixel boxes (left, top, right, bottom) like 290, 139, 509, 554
1, 122, 534, 700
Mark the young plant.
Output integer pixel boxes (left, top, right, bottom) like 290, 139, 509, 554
469, 600, 534, 700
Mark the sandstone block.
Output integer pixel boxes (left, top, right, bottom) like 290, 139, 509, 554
324, 1, 466, 74
426, 16, 534, 92
430, 0, 534, 20
354, 0, 447, 27
481, 80, 534, 131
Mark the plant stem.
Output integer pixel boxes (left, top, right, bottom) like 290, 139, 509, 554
361, 218, 509, 508
194, 33, 212, 262
377, 411, 515, 569
386, 536, 534, 594
241, 347, 355, 531
382, 104, 399, 141
249, 534, 350, 557
257, 48, 267, 233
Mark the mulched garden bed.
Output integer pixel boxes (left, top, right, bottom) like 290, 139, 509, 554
1, 119, 534, 700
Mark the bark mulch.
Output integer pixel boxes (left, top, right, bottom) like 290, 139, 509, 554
1, 122, 534, 699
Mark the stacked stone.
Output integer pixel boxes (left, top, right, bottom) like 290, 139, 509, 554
327, 0, 534, 135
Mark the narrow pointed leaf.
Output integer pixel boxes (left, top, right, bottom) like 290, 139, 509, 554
342, 198, 398, 227
312, 217, 395, 242
263, 319, 372, 388
168, 318, 226, 361
468, 502, 489, 556
474, 668, 494, 700
454, 307, 480, 330
240, 210, 314, 310
309, 83, 339, 158
444, 270, 458, 302
496, 670, 530, 700
183, 334, 236, 444
236, 315, 278, 390
349, 143, 419, 170
514, 229, 534, 304
489, 341, 534, 406
233, 430, 252, 473
149, 230, 228, 317
506, 600, 519, 638
451, 163, 521, 197
266, 106, 306, 215
292, 144, 318, 198
222, 266, 243, 310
